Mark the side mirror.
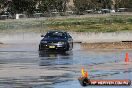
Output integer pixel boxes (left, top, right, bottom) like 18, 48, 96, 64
41, 35, 44, 37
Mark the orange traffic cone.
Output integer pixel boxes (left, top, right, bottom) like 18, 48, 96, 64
81, 67, 89, 78
125, 52, 129, 62
84, 71, 88, 78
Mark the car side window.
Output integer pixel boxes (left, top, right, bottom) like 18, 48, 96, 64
67, 33, 72, 38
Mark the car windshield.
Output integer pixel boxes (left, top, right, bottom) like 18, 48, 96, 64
45, 32, 66, 38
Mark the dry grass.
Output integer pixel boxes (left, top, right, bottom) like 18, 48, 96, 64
0, 15, 132, 33
81, 42, 132, 49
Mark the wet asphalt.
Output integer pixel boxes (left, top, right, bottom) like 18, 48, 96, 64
0, 43, 132, 88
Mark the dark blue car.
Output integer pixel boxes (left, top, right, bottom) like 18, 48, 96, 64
39, 31, 73, 52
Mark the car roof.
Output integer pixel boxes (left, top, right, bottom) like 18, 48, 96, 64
47, 30, 67, 33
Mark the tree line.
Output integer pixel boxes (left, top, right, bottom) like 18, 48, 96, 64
0, 0, 132, 15
74, 0, 132, 11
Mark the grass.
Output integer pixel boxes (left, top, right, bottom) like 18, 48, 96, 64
0, 15, 132, 33
45, 15, 132, 32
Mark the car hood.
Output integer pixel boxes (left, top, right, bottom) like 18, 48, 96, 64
41, 37, 67, 42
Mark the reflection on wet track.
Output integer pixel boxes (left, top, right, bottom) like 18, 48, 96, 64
39, 51, 73, 66
0, 43, 132, 88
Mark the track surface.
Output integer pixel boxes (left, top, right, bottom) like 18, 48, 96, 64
0, 43, 132, 88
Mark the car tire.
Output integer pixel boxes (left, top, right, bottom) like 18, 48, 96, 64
66, 43, 70, 51
39, 45, 41, 51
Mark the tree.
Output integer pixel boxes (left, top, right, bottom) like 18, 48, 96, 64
114, 0, 131, 9
103, 0, 112, 9
127, 0, 132, 8
74, 0, 93, 11
36, 0, 68, 13
37, 0, 53, 12
0, 0, 12, 14
73, 0, 104, 12
0, 0, 6, 7
10, 0, 36, 14
55, 0, 67, 12
1, 0, 132, 15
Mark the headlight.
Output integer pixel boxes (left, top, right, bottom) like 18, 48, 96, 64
58, 42, 65, 44
41, 41, 47, 43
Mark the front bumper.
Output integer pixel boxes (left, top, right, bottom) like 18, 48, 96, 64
39, 43, 69, 51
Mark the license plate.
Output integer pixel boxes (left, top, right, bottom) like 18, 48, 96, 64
49, 46, 55, 48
